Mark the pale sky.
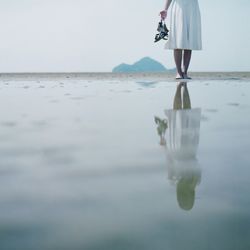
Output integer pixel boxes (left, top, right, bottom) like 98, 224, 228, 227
0, 0, 249, 72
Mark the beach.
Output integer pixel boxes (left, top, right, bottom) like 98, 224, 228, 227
0, 73, 250, 250
1, 71, 250, 81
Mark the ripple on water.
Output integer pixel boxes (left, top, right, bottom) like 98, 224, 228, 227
205, 109, 218, 113
1, 121, 17, 127
227, 102, 240, 107
70, 97, 86, 100
49, 99, 60, 103
32, 121, 47, 127
201, 115, 209, 122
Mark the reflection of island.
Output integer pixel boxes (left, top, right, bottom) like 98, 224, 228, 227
155, 82, 202, 211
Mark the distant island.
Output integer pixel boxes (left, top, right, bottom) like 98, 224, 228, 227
112, 57, 175, 73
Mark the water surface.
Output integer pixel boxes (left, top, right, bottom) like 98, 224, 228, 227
0, 77, 249, 250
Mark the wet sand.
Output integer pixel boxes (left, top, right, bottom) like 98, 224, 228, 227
0, 71, 250, 81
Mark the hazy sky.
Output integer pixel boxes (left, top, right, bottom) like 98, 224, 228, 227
0, 0, 249, 72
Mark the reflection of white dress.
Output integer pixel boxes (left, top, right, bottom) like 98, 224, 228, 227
164, 108, 201, 158
164, 108, 202, 184
167, 157, 201, 186
165, 0, 202, 50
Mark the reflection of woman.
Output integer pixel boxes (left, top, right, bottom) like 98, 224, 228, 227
160, 0, 202, 79
167, 153, 201, 211
164, 83, 202, 210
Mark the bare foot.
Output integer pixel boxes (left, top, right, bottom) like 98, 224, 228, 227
183, 73, 192, 79
175, 73, 184, 79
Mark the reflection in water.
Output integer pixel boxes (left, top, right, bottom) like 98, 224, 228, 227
154, 116, 168, 146
155, 82, 202, 211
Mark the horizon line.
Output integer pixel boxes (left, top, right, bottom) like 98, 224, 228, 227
0, 71, 250, 74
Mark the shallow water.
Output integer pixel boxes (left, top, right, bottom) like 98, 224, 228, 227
0, 77, 250, 250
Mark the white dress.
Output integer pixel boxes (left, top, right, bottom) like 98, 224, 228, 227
165, 0, 202, 50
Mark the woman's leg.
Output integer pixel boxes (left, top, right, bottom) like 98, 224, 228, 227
174, 49, 183, 79
182, 82, 191, 109
173, 82, 183, 110
183, 50, 192, 78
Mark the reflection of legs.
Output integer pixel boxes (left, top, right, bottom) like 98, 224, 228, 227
174, 49, 183, 78
183, 50, 192, 78
183, 83, 191, 109
173, 83, 182, 110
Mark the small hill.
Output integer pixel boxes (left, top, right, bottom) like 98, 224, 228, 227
112, 57, 171, 73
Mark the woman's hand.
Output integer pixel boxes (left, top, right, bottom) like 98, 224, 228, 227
159, 10, 167, 20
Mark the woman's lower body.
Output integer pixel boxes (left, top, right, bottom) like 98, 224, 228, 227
165, 0, 202, 79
